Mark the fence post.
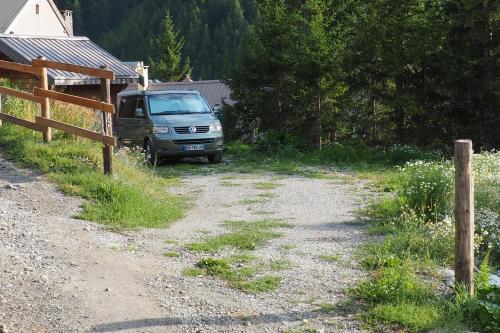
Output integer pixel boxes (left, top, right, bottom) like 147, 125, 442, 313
100, 65, 113, 175
38, 56, 51, 142
454, 139, 474, 295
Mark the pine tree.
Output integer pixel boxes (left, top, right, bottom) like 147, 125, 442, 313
149, 11, 192, 82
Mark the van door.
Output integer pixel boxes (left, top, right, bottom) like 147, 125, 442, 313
115, 96, 145, 146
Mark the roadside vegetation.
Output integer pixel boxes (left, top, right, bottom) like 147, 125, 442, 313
0, 97, 185, 230
356, 151, 500, 332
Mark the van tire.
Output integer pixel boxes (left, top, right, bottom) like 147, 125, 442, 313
144, 140, 157, 165
208, 152, 223, 164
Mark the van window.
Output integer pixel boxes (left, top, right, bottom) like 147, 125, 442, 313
119, 97, 138, 118
148, 94, 211, 115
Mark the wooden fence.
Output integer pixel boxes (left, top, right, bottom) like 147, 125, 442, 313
0, 57, 115, 174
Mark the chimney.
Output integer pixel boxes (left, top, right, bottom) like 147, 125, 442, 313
183, 74, 193, 82
60, 10, 74, 36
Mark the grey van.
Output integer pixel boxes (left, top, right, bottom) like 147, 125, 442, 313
116, 90, 224, 164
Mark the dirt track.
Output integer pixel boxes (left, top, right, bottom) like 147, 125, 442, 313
0, 158, 370, 333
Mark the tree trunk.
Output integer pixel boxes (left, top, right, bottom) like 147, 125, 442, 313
395, 78, 405, 143
313, 84, 322, 150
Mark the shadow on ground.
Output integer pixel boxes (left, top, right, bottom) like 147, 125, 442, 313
91, 310, 330, 332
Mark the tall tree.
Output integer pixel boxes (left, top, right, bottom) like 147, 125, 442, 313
228, 0, 344, 148
149, 12, 192, 81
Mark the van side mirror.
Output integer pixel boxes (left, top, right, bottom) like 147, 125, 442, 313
135, 108, 145, 118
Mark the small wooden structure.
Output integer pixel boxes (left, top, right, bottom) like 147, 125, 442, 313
0, 57, 115, 174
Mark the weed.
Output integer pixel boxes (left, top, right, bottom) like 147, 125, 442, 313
367, 302, 444, 332
319, 303, 336, 313
281, 244, 297, 251
220, 180, 241, 187
126, 244, 138, 252
236, 276, 281, 293
186, 219, 291, 252
164, 251, 181, 258
257, 192, 277, 198
269, 260, 293, 271
240, 198, 267, 205
183, 267, 205, 277
253, 181, 281, 190
192, 257, 280, 293
252, 210, 274, 215
164, 239, 178, 244
319, 253, 340, 262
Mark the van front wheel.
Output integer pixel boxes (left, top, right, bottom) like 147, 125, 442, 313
208, 152, 223, 164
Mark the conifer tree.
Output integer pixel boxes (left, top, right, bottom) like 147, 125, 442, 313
149, 11, 192, 82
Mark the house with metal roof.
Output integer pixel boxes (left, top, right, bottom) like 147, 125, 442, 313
0, 0, 140, 104
147, 79, 234, 109
0, 0, 73, 37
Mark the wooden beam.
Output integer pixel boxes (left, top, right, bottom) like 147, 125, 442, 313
100, 65, 114, 175
36, 117, 116, 146
33, 88, 115, 114
31, 59, 115, 80
0, 86, 44, 104
0, 60, 42, 76
38, 56, 51, 142
0, 113, 44, 132
454, 139, 474, 295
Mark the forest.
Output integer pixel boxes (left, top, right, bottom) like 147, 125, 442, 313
54, 0, 499, 150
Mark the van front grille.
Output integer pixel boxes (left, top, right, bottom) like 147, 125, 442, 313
174, 139, 214, 145
174, 126, 209, 134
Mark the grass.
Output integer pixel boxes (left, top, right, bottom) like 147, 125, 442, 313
186, 219, 291, 253
257, 192, 277, 198
184, 219, 291, 293
240, 198, 267, 205
220, 180, 241, 187
0, 97, 185, 230
318, 253, 340, 262
281, 244, 297, 251
156, 140, 442, 179
164, 251, 181, 258
269, 259, 293, 271
185, 257, 282, 293
253, 181, 281, 190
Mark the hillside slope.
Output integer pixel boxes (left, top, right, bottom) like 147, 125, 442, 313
54, 0, 257, 79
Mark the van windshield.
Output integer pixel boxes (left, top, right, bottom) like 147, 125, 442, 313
148, 93, 211, 115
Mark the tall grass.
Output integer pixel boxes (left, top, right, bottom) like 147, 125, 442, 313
0, 95, 185, 229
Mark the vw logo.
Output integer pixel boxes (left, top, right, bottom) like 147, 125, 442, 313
189, 126, 197, 134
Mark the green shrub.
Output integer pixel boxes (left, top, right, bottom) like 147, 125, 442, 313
368, 302, 444, 332
397, 161, 453, 222
356, 264, 435, 305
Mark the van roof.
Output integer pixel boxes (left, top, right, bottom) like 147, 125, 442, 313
118, 89, 201, 98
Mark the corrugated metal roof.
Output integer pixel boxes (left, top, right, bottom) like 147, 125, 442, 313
123, 61, 143, 72
148, 80, 234, 108
0, 0, 29, 33
0, 34, 139, 85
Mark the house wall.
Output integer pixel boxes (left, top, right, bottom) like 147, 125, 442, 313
7, 0, 69, 37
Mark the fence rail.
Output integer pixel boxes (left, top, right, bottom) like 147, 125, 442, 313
0, 57, 115, 174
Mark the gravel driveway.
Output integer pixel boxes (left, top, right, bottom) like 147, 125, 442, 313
0, 158, 371, 333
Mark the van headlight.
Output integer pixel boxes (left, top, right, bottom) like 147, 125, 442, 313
209, 123, 222, 132
153, 126, 173, 134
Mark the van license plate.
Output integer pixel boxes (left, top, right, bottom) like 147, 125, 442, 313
184, 145, 204, 151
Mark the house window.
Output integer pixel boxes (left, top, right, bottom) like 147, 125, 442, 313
36, 4, 40, 14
